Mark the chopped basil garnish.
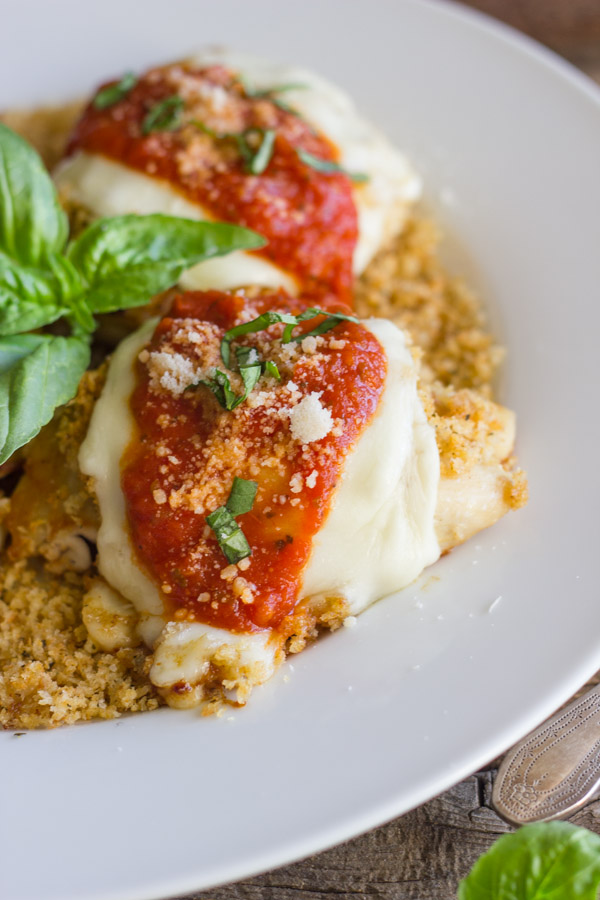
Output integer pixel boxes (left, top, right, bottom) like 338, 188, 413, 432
142, 95, 184, 135
226, 476, 258, 516
239, 78, 307, 99
195, 343, 279, 411
198, 369, 241, 411
191, 121, 276, 175
221, 310, 298, 367
221, 308, 358, 368
93, 72, 137, 109
264, 359, 281, 380
286, 308, 358, 343
206, 477, 257, 564
296, 148, 369, 184
247, 129, 276, 175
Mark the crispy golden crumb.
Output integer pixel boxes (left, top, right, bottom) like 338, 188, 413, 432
0, 561, 161, 729
0, 104, 527, 728
356, 217, 503, 395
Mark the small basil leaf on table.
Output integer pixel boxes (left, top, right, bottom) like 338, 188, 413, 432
458, 822, 600, 900
66, 215, 266, 314
0, 123, 68, 266
0, 334, 90, 464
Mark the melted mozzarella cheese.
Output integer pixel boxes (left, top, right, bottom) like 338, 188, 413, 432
54, 153, 299, 295
79, 318, 439, 700
301, 319, 440, 614
54, 51, 421, 291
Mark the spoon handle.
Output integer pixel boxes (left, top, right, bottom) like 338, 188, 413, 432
492, 684, 600, 826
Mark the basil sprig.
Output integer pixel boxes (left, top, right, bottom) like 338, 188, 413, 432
93, 72, 137, 110
196, 344, 280, 412
239, 78, 307, 115
238, 128, 276, 176
193, 121, 276, 175
142, 96, 184, 134
220, 307, 358, 367
0, 123, 265, 463
296, 148, 369, 184
206, 476, 257, 564
195, 307, 354, 413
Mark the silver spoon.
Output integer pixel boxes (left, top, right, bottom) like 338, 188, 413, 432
492, 684, 600, 826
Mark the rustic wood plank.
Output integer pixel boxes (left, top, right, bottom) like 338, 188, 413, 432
178, 778, 600, 900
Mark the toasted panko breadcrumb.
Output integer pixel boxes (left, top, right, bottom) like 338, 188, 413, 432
356, 218, 504, 395
0, 561, 161, 729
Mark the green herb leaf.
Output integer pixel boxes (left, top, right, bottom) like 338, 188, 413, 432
248, 129, 276, 175
67, 215, 266, 315
142, 95, 184, 135
287, 308, 358, 343
221, 310, 297, 367
296, 148, 369, 184
0, 333, 90, 464
458, 822, 600, 900
0, 253, 70, 335
206, 477, 257, 564
199, 369, 242, 411
226, 476, 258, 516
240, 78, 307, 99
0, 123, 68, 266
264, 359, 281, 380
93, 72, 137, 110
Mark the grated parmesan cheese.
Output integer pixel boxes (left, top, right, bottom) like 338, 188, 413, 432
288, 392, 334, 444
148, 351, 199, 396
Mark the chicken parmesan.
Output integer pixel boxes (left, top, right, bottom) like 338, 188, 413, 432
54, 51, 420, 302
77, 290, 440, 706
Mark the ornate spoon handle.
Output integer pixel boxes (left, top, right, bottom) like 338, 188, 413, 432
492, 685, 600, 826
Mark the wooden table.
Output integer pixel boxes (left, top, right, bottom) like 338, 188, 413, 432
179, 5, 600, 898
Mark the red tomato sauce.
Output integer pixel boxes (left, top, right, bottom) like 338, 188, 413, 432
121, 290, 386, 634
67, 64, 358, 303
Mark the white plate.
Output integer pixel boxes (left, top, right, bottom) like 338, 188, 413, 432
2, 2, 600, 898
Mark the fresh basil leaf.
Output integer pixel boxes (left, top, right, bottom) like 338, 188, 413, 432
67, 215, 265, 315
226, 477, 257, 516
288, 309, 358, 343
247, 129, 276, 175
239, 361, 261, 397
93, 72, 137, 110
221, 310, 297, 367
199, 369, 242, 411
279, 307, 358, 343
0, 123, 68, 266
0, 333, 48, 373
205, 506, 250, 563
0, 253, 71, 335
458, 822, 600, 900
264, 359, 280, 380
0, 333, 90, 463
239, 77, 307, 98
296, 148, 369, 184
142, 96, 184, 134
206, 478, 256, 563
